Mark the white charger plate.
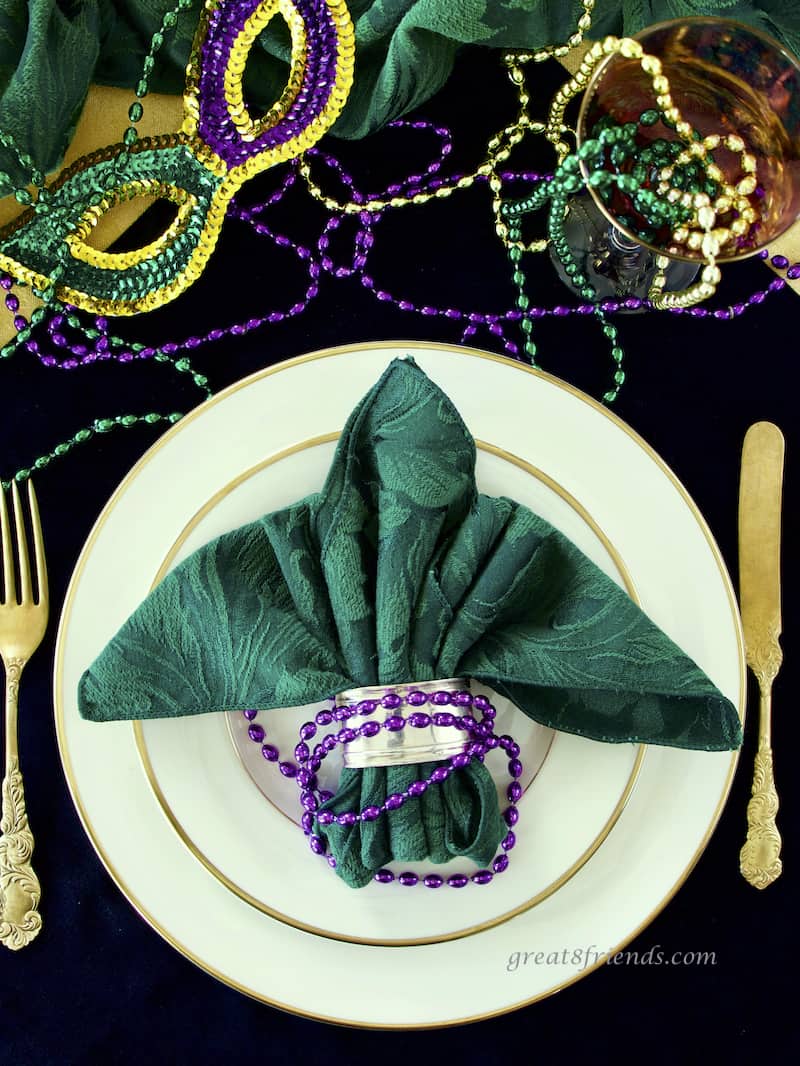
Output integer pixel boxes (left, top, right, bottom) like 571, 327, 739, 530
54, 342, 744, 1027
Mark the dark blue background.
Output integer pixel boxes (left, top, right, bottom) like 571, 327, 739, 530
1, 49, 796, 1064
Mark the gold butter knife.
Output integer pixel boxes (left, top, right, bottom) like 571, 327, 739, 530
739, 421, 784, 888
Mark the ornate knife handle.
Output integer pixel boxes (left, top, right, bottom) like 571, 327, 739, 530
740, 657, 783, 890
739, 744, 782, 889
0, 662, 42, 950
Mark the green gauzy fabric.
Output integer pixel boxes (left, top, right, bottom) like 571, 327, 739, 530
78, 356, 741, 888
2, 1, 800, 194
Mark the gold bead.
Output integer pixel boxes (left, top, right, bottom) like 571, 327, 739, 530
697, 205, 717, 229
702, 264, 722, 285
742, 153, 757, 173
687, 231, 703, 250
706, 163, 723, 182
602, 36, 620, 54
641, 55, 662, 75
736, 175, 757, 196
730, 217, 750, 237
701, 233, 720, 257
725, 134, 745, 152
675, 120, 693, 139
619, 38, 642, 58
652, 74, 670, 94
703, 134, 721, 150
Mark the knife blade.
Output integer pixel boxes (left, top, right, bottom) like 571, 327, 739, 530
738, 420, 784, 888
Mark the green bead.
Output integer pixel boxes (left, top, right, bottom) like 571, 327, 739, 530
163, 10, 177, 26
614, 370, 626, 385
74, 429, 93, 443
14, 469, 31, 482
135, 79, 149, 98
517, 294, 530, 310
588, 169, 612, 189
54, 443, 71, 456
611, 346, 624, 363
602, 324, 617, 339
14, 188, 32, 205
640, 109, 660, 127
144, 412, 162, 424
192, 374, 209, 388
602, 390, 618, 403
175, 358, 192, 371
508, 246, 522, 263
121, 415, 139, 427
123, 127, 138, 147
94, 419, 115, 433
34, 456, 50, 469
168, 412, 183, 424
128, 102, 144, 123
615, 174, 638, 194
31, 169, 45, 187
151, 31, 164, 49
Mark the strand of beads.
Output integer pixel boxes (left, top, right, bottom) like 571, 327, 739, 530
241, 688, 520, 887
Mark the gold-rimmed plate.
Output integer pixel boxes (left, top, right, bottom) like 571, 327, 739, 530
54, 341, 744, 1027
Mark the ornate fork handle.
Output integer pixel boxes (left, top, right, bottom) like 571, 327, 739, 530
0, 657, 42, 949
740, 650, 783, 889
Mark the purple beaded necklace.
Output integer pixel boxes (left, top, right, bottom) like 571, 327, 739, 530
241, 686, 520, 888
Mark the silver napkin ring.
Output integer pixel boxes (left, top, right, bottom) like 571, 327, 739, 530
335, 678, 471, 768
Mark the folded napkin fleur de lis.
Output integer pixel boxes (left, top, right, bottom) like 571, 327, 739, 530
78, 358, 741, 887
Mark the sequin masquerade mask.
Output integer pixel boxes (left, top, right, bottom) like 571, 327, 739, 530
0, 0, 355, 316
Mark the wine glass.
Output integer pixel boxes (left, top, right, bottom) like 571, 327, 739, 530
550, 18, 800, 307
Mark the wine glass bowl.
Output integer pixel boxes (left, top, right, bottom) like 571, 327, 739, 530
577, 18, 800, 262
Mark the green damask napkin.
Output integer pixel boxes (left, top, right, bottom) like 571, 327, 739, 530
77, 357, 741, 887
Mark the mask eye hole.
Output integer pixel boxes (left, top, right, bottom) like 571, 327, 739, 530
224, 0, 306, 142
67, 184, 198, 269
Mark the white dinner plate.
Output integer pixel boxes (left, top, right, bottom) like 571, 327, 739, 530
54, 341, 745, 1027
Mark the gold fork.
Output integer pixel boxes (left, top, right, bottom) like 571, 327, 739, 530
0, 480, 47, 949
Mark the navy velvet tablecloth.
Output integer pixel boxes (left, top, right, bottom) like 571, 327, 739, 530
0, 49, 796, 1064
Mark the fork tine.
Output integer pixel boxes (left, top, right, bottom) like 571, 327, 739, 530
27, 479, 47, 608
12, 481, 32, 604
0, 481, 15, 605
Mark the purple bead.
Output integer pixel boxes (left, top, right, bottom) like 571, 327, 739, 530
450, 752, 471, 769
472, 694, 490, 712
408, 780, 428, 797
399, 872, 419, 887
309, 757, 322, 773
318, 789, 334, 803
315, 709, 333, 726
385, 792, 405, 811
406, 690, 428, 706
383, 715, 405, 732
279, 761, 298, 778
432, 690, 452, 705
261, 743, 279, 762
430, 766, 451, 784
423, 874, 443, 889
296, 769, 317, 789
507, 781, 523, 803
432, 711, 454, 727
381, 692, 402, 709
309, 835, 326, 855
323, 735, 337, 752
408, 711, 431, 728
334, 706, 353, 721
504, 806, 519, 827
624, 297, 642, 310
472, 870, 494, 885
493, 854, 510, 874
502, 831, 516, 852
454, 690, 473, 707
337, 728, 357, 744
447, 874, 469, 888
359, 720, 381, 738
247, 723, 265, 743
327, 856, 337, 869
357, 699, 378, 715
294, 741, 310, 762
242, 708, 258, 720
484, 735, 499, 749
299, 721, 317, 740
337, 812, 357, 826
787, 265, 800, 280
374, 869, 394, 884
317, 811, 334, 826
361, 805, 381, 822
771, 254, 789, 269
467, 741, 486, 759
508, 759, 523, 779
301, 811, 314, 833
300, 790, 318, 812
